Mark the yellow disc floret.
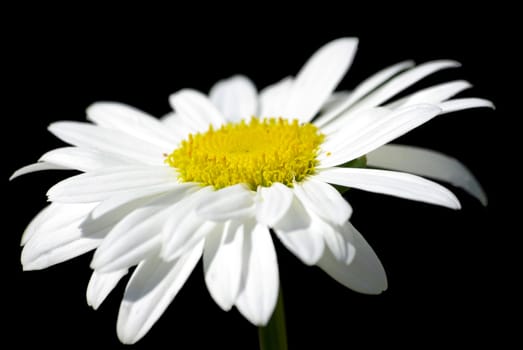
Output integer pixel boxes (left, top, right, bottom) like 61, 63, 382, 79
165, 117, 324, 190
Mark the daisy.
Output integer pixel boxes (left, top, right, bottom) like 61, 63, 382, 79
11, 37, 492, 344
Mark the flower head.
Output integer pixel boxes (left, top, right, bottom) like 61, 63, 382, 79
12, 37, 492, 344
165, 117, 324, 189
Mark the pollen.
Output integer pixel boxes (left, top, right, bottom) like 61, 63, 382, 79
165, 117, 324, 190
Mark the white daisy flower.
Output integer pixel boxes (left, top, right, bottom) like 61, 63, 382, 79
11, 37, 492, 344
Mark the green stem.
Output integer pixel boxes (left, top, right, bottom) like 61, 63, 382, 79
258, 287, 288, 350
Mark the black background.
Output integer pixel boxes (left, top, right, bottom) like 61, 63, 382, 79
4, 6, 515, 349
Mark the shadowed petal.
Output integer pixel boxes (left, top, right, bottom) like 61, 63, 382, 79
235, 222, 279, 326
117, 243, 203, 344
367, 144, 487, 205
87, 269, 128, 310
203, 221, 244, 311
317, 222, 386, 294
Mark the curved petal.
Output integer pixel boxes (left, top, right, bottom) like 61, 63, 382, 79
386, 80, 472, 109
319, 104, 442, 168
87, 268, 128, 310
367, 144, 487, 205
315, 60, 415, 127
317, 222, 387, 295
203, 221, 243, 311
235, 222, 279, 326
47, 166, 178, 203
293, 178, 352, 225
314, 168, 461, 209
438, 98, 494, 114
48, 122, 164, 165
259, 77, 293, 118
255, 183, 294, 227
10, 162, 69, 180
169, 89, 226, 132
86, 102, 180, 148
117, 243, 203, 344
283, 38, 358, 123
346, 60, 461, 114
210, 75, 258, 122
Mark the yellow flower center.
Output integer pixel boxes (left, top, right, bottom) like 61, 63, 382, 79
165, 117, 324, 190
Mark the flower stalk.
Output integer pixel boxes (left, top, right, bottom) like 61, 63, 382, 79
258, 287, 288, 350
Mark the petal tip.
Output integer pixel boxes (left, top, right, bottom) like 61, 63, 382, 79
484, 100, 496, 110
479, 193, 488, 206
335, 37, 359, 52
445, 59, 462, 68
21, 258, 41, 271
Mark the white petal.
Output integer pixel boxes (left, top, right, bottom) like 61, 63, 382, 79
87, 102, 180, 149
320, 90, 351, 113
117, 243, 203, 344
23, 233, 104, 271
367, 144, 487, 205
195, 184, 255, 221
315, 60, 414, 127
271, 195, 311, 232
161, 112, 194, 139
320, 221, 350, 264
9, 162, 69, 180
80, 187, 175, 236
49, 122, 164, 165
40, 147, 130, 172
203, 221, 244, 311
11, 145, 137, 180
255, 183, 294, 227
209, 75, 258, 122
161, 111, 176, 123
91, 188, 193, 272
273, 208, 325, 266
161, 187, 218, 261
21, 205, 53, 246
235, 222, 279, 326
47, 166, 177, 203
386, 80, 472, 109
321, 107, 390, 151
21, 202, 105, 270
259, 77, 293, 118
87, 269, 128, 310
438, 98, 495, 114
21, 202, 94, 245
314, 168, 461, 209
283, 38, 358, 122
91, 182, 190, 220
319, 104, 442, 168
293, 179, 352, 225
169, 89, 225, 132
347, 60, 461, 114
317, 222, 387, 294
